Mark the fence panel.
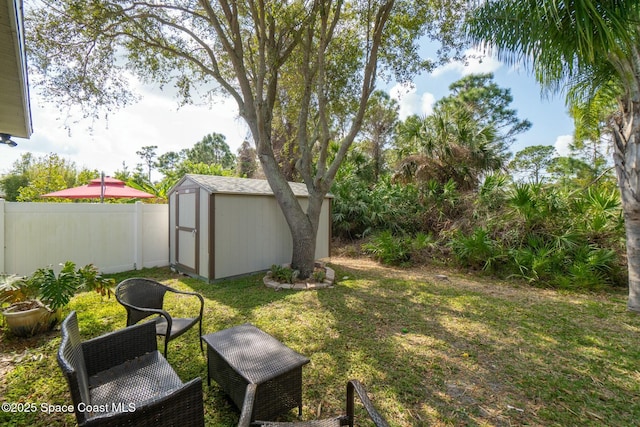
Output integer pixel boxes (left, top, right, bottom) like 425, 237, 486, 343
0, 201, 169, 275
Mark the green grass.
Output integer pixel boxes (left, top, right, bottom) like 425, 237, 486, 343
1, 260, 640, 426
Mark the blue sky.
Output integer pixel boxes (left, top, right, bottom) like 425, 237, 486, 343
1, 48, 575, 178
387, 48, 575, 157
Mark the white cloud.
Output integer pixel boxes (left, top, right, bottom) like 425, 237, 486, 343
389, 82, 436, 120
3, 78, 249, 178
389, 82, 420, 120
432, 48, 503, 77
421, 93, 436, 117
554, 134, 573, 157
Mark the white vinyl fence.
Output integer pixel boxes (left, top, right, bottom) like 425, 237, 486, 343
0, 200, 169, 276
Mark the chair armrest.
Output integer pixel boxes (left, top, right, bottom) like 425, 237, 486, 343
81, 377, 204, 427
118, 300, 172, 320
118, 300, 173, 332
238, 383, 257, 427
82, 321, 158, 377
346, 380, 390, 427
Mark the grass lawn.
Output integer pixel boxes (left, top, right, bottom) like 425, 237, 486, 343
1, 256, 640, 426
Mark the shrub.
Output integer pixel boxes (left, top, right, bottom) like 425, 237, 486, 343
363, 231, 433, 266
312, 269, 326, 283
332, 176, 421, 239
450, 228, 499, 271
269, 264, 296, 284
363, 231, 410, 266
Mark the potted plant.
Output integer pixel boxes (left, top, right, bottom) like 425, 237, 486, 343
0, 273, 56, 337
1, 261, 115, 337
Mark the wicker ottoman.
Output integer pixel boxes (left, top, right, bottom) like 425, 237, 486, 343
202, 323, 310, 422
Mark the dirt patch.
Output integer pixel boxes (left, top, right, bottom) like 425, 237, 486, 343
0, 329, 57, 386
327, 255, 611, 305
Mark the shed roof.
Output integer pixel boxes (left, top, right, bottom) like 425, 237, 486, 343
177, 174, 330, 198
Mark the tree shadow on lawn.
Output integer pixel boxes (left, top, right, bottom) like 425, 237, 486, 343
159, 262, 640, 426
3, 264, 640, 427
317, 260, 640, 427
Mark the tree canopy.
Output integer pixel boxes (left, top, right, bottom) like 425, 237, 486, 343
28, 0, 469, 277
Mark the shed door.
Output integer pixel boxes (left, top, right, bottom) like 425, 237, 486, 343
175, 187, 200, 274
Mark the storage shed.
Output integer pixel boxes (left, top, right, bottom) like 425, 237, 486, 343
168, 174, 332, 281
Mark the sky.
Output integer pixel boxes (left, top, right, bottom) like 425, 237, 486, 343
2, 48, 575, 180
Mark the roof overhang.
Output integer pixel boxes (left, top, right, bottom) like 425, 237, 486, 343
0, 0, 32, 138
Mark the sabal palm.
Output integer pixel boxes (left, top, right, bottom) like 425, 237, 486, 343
395, 110, 504, 189
467, 0, 640, 311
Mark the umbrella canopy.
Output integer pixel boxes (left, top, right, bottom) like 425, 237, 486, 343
42, 177, 155, 200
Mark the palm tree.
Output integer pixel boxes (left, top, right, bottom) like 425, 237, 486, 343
394, 109, 504, 190
466, 0, 640, 311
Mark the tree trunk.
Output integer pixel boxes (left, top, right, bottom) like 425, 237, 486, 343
624, 210, 640, 311
290, 219, 318, 278
611, 90, 640, 312
257, 144, 323, 279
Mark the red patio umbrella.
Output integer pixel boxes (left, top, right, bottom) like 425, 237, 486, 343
42, 176, 155, 202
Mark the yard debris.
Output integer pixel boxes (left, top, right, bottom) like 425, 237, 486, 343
434, 274, 450, 281
506, 404, 524, 413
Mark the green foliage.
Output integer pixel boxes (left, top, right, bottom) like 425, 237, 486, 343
466, 0, 638, 297
436, 73, 532, 150
2, 262, 115, 311
0, 174, 29, 201
332, 173, 421, 239
76, 264, 116, 298
236, 141, 258, 178
136, 145, 158, 182
184, 133, 236, 169
363, 231, 411, 266
10, 153, 99, 202
509, 145, 556, 184
450, 228, 499, 271
30, 262, 80, 311
269, 264, 296, 284
363, 231, 434, 266
0, 274, 34, 305
345, 156, 624, 290
393, 74, 528, 190
456, 181, 626, 289
311, 269, 326, 283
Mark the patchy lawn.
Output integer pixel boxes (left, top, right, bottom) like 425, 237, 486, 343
1, 257, 639, 426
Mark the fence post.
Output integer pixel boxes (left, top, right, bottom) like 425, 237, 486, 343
0, 199, 5, 273
134, 201, 144, 270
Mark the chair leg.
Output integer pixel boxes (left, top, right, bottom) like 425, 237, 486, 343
346, 381, 355, 427
164, 338, 169, 358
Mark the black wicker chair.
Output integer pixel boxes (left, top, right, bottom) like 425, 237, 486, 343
115, 278, 204, 357
57, 311, 204, 427
239, 380, 390, 427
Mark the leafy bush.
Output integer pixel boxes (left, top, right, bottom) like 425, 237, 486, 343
450, 227, 500, 271
363, 231, 410, 265
332, 176, 421, 239
334, 145, 625, 291
312, 269, 326, 283
269, 264, 297, 284
31, 262, 80, 310
363, 231, 434, 266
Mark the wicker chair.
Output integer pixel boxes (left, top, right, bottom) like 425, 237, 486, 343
115, 278, 204, 357
239, 380, 390, 427
57, 311, 204, 427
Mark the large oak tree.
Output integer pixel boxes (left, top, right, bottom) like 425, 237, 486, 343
28, 0, 467, 277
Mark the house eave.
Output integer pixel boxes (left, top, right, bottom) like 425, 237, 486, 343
0, 0, 32, 139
